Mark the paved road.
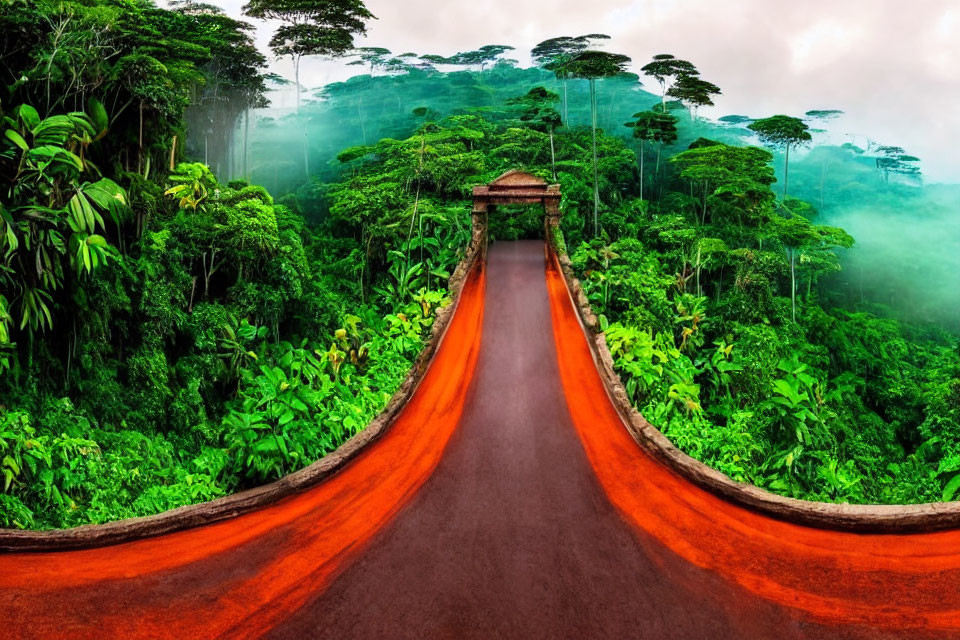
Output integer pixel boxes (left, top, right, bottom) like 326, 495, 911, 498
269, 241, 938, 639
2, 240, 960, 639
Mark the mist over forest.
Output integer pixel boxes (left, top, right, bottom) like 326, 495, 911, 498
220, 62, 959, 333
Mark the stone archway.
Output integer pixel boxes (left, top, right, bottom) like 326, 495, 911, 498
471, 170, 561, 252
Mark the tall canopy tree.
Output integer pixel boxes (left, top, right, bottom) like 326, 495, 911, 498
771, 215, 853, 321
565, 49, 632, 235
170, 2, 268, 180
873, 145, 921, 183
419, 45, 515, 73
640, 54, 699, 111
461, 45, 516, 72
624, 110, 678, 199
242, 0, 375, 110
667, 74, 721, 120
0, 0, 268, 202
507, 87, 562, 180
670, 141, 776, 228
748, 115, 812, 200
242, 0, 374, 179
347, 46, 392, 74
530, 34, 609, 124
804, 109, 844, 210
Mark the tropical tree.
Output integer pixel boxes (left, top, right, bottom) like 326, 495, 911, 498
347, 46, 391, 74
242, 0, 375, 110
419, 45, 515, 74
459, 45, 516, 73
173, 2, 268, 180
640, 54, 699, 111
872, 145, 921, 183
771, 215, 852, 321
667, 74, 721, 120
508, 87, 562, 180
530, 34, 609, 124
670, 141, 776, 228
748, 115, 812, 201
343, 47, 395, 144
772, 215, 819, 323
624, 110, 678, 199
805, 109, 844, 211
565, 49, 632, 235
242, 0, 375, 179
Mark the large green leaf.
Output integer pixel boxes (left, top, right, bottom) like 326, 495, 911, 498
943, 475, 960, 502
31, 116, 76, 145
87, 98, 109, 137
13, 104, 40, 130
3, 129, 29, 152
27, 145, 83, 172
67, 191, 102, 234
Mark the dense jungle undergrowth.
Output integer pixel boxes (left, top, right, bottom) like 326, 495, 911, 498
1, 0, 959, 529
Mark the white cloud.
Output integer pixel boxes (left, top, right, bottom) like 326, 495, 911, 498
789, 20, 864, 73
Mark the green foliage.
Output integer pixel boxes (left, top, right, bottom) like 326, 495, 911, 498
0, 155, 461, 527
1, 22, 958, 533
667, 75, 722, 118
748, 115, 813, 149
639, 53, 699, 108
0, 104, 128, 335
570, 101, 960, 506
626, 111, 679, 147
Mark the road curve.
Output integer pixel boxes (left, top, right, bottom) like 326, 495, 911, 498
2, 240, 960, 638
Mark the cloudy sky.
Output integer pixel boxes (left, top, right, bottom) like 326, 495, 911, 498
179, 0, 959, 183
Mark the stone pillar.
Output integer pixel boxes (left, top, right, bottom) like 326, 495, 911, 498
471, 199, 489, 260
544, 196, 562, 252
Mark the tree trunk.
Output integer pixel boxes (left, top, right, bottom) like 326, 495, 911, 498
227, 121, 234, 180
203, 248, 219, 300
639, 139, 644, 200
243, 108, 250, 177
405, 135, 427, 272
790, 248, 797, 322
701, 182, 708, 225
590, 78, 600, 236
188, 276, 197, 313
549, 126, 556, 181
783, 143, 790, 201
295, 55, 310, 180
695, 243, 702, 296
562, 79, 568, 125
294, 55, 301, 111
303, 131, 310, 179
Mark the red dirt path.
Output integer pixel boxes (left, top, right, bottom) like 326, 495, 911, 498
2, 240, 959, 638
